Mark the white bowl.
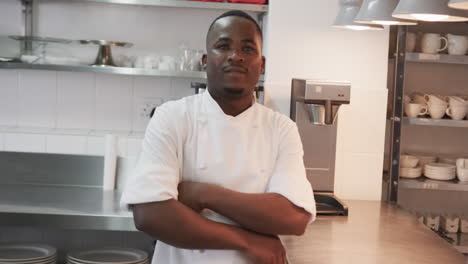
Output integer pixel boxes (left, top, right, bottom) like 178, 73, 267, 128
401, 167, 422, 178
401, 155, 419, 168
411, 154, 437, 167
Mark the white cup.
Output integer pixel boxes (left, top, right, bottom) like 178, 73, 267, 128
456, 159, 468, 182
446, 105, 468, 120
406, 32, 417, 52
421, 33, 448, 54
404, 94, 411, 105
159, 56, 177, 71
412, 93, 427, 105
427, 102, 447, 119
134, 55, 159, 69
447, 34, 468, 56
424, 94, 447, 105
448, 96, 468, 107
405, 103, 428, 118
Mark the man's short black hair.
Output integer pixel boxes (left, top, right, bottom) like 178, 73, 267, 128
206, 10, 263, 42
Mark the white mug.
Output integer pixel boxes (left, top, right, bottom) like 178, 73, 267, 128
404, 94, 411, 105
446, 105, 468, 120
405, 103, 428, 118
159, 56, 177, 71
406, 32, 417, 52
412, 93, 427, 105
456, 159, 468, 182
457, 158, 468, 169
447, 34, 468, 56
448, 96, 468, 107
427, 102, 447, 119
424, 94, 447, 106
421, 33, 448, 54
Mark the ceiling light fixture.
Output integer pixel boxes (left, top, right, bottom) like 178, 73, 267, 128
392, 0, 468, 22
333, 0, 384, 30
355, 0, 417, 25
448, 0, 468, 10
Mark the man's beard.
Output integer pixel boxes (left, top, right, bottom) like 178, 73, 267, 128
223, 87, 244, 95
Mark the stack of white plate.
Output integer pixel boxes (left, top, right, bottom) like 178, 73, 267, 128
67, 248, 149, 264
0, 244, 57, 264
424, 163, 456, 180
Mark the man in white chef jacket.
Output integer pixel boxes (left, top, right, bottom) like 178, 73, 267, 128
121, 10, 316, 264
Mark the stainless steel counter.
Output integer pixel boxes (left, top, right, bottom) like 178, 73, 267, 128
283, 200, 466, 264
0, 186, 466, 263
0, 184, 135, 231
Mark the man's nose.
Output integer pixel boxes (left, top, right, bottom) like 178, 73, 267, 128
227, 49, 244, 62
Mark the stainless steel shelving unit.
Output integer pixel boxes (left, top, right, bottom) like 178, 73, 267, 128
399, 178, 468, 192
403, 117, 468, 128
406, 52, 468, 65
9, 0, 268, 77
77, 0, 268, 12
387, 26, 468, 200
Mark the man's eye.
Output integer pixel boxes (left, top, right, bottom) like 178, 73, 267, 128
243, 46, 256, 52
217, 44, 230, 50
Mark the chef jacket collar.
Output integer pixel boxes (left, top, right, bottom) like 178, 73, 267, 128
202, 88, 258, 123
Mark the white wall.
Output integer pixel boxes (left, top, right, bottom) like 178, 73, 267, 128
264, 0, 389, 200
0, 0, 390, 200
0, 1, 224, 157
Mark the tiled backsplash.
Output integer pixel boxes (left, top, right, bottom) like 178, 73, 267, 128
0, 69, 198, 157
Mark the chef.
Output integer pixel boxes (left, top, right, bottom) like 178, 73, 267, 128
121, 10, 316, 264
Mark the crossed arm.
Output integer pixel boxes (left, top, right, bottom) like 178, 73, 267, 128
132, 184, 311, 264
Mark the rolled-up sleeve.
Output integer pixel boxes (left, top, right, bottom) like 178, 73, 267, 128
266, 119, 316, 223
120, 103, 183, 210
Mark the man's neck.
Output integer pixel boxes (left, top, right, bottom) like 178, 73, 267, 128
208, 90, 254, 117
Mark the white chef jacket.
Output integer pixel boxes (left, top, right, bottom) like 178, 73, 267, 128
121, 90, 316, 264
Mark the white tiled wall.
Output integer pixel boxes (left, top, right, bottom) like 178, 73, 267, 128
46, 135, 87, 155
0, 70, 19, 126
95, 75, 133, 131
0, 68, 195, 157
18, 70, 58, 128
57, 72, 95, 130
0, 132, 4, 151
4, 133, 47, 153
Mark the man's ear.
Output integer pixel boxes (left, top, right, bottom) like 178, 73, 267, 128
202, 54, 207, 70
261, 56, 266, 74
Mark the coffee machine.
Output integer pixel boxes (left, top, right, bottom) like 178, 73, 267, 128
290, 79, 351, 215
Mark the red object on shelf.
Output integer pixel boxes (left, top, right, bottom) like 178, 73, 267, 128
187, 0, 223, 2
228, 0, 267, 3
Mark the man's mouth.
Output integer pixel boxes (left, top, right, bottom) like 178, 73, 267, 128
223, 66, 247, 73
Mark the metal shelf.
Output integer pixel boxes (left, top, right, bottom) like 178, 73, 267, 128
0, 62, 207, 78
406, 52, 468, 65
403, 117, 468, 128
399, 178, 468, 192
448, 233, 468, 254
0, 184, 136, 231
76, 0, 268, 12
0, 62, 265, 83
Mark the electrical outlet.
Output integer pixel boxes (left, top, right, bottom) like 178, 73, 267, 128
133, 98, 164, 132
138, 101, 160, 119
